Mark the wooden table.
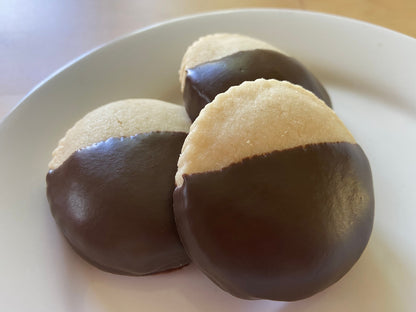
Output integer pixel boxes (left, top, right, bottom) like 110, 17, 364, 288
1, 0, 415, 121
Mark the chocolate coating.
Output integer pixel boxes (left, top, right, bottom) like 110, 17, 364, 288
47, 131, 190, 275
183, 49, 332, 121
174, 142, 374, 301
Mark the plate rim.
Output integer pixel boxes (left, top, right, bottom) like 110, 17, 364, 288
1, 8, 415, 127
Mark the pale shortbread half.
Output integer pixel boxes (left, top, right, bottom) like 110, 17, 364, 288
179, 33, 283, 92
175, 79, 355, 187
49, 99, 191, 170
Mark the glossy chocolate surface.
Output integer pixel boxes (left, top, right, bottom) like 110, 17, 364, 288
47, 131, 190, 275
174, 142, 374, 300
183, 49, 332, 120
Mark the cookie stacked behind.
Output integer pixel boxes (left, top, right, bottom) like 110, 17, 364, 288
47, 99, 191, 275
179, 33, 331, 121
174, 79, 374, 301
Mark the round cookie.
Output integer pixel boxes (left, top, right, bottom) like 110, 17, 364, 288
174, 79, 374, 301
179, 33, 332, 121
47, 99, 191, 275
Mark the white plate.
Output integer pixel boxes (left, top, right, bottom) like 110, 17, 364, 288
1, 9, 415, 312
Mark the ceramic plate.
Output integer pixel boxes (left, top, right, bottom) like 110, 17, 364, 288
1, 9, 415, 312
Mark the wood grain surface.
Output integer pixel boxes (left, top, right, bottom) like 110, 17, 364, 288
1, 0, 415, 120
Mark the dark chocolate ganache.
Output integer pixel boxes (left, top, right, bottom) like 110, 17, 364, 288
183, 49, 332, 121
47, 131, 190, 275
174, 142, 374, 301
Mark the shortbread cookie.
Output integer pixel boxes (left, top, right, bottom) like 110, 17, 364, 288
47, 99, 191, 275
179, 33, 331, 120
174, 79, 374, 301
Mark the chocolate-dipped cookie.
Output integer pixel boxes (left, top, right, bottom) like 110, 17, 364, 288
179, 33, 331, 121
47, 99, 191, 275
174, 79, 374, 301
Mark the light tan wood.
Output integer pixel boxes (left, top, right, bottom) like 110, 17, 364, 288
1, 0, 415, 121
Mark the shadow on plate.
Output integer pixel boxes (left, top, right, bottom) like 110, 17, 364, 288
57, 231, 414, 312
